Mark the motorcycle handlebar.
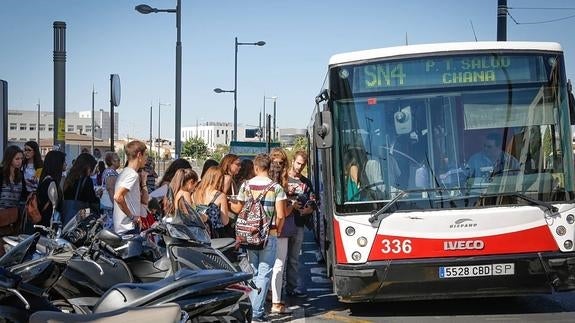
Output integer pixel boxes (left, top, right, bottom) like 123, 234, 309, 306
98, 240, 120, 258
93, 250, 116, 267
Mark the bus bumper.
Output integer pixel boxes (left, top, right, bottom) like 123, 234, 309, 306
333, 252, 575, 303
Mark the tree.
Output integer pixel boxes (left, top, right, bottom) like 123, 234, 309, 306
291, 136, 308, 153
211, 144, 229, 162
543, 126, 552, 166
182, 137, 209, 159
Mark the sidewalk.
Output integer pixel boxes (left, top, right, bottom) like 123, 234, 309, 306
266, 228, 335, 322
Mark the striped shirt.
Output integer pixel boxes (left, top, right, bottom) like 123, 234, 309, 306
237, 176, 286, 221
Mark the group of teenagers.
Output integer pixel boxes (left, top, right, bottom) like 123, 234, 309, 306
0, 139, 317, 322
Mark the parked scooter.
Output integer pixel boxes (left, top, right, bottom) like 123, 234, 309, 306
30, 303, 184, 323
0, 266, 186, 323
0, 221, 253, 322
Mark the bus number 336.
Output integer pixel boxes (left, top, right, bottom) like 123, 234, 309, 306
381, 239, 412, 254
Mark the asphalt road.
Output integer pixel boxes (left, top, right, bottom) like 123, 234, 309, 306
269, 229, 575, 323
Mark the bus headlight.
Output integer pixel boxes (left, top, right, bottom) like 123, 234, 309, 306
351, 251, 361, 261
357, 237, 368, 247
567, 214, 575, 224
564, 240, 573, 249
556, 226, 567, 236
345, 226, 355, 236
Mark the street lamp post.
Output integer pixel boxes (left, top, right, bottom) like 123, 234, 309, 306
158, 101, 171, 161
36, 100, 40, 144
214, 37, 265, 142
264, 96, 277, 141
136, 0, 182, 157
91, 85, 97, 154
149, 104, 153, 154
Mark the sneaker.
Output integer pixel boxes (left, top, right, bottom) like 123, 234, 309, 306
287, 289, 307, 298
271, 303, 292, 314
252, 315, 270, 322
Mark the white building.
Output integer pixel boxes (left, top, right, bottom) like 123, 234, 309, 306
181, 121, 306, 150
7, 108, 117, 144
181, 122, 270, 150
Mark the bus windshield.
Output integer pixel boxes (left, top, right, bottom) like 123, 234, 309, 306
331, 52, 575, 213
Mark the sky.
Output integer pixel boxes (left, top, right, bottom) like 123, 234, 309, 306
1, 0, 575, 141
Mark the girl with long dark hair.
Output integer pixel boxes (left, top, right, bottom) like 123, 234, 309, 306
36, 150, 66, 228
62, 153, 100, 224
0, 145, 27, 236
22, 141, 43, 192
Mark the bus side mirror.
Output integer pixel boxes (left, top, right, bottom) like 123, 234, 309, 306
315, 110, 332, 149
568, 79, 575, 125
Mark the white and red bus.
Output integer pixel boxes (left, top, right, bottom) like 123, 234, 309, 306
308, 42, 575, 303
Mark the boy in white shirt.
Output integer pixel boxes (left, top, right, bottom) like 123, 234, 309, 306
113, 140, 149, 234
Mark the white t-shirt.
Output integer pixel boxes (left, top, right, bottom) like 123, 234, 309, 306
113, 167, 142, 234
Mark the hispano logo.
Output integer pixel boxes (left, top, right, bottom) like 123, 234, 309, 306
450, 218, 477, 229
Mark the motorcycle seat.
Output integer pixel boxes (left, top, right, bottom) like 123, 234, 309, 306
94, 268, 239, 312
29, 302, 181, 323
210, 237, 236, 250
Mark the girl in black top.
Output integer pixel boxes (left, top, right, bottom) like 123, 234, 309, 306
36, 151, 66, 228
62, 153, 100, 222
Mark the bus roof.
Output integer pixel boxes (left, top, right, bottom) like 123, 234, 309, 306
329, 41, 563, 66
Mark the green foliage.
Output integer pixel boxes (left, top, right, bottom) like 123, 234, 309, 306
291, 136, 308, 152
543, 126, 552, 161
182, 137, 209, 159
211, 144, 229, 162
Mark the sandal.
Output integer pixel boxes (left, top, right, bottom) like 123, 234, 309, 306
271, 303, 292, 314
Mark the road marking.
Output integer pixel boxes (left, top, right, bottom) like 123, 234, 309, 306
311, 276, 332, 284
306, 287, 332, 292
286, 305, 305, 322
304, 261, 318, 265
320, 311, 374, 323
310, 267, 327, 276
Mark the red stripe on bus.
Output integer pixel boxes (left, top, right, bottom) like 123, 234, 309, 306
333, 219, 349, 264
367, 225, 558, 260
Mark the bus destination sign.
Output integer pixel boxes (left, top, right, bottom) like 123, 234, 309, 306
352, 55, 545, 93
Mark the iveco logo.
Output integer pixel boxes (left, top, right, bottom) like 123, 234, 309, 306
450, 218, 477, 228
444, 240, 485, 250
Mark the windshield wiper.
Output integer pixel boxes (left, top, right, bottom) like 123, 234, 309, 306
478, 192, 558, 214
368, 191, 407, 223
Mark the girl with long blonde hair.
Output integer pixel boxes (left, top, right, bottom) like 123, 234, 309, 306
192, 166, 231, 238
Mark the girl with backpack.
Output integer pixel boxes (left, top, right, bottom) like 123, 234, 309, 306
230, 153, 287, 322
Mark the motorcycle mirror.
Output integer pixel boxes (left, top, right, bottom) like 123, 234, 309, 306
47, 182, 58, 206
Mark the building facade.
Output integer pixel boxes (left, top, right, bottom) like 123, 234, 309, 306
181, 121, 304, 150
181, 122, 265, 150
7, 109, 118, 144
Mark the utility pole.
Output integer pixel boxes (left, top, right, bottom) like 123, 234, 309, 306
91, 85, 97, 154
497, 0, 507, 41
36, 100, 40, 144
272, 99, 277, 141
149, 104, 153, 155
53, 21, 66, 152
